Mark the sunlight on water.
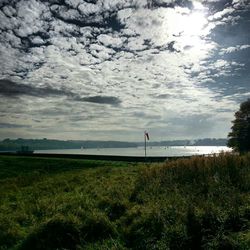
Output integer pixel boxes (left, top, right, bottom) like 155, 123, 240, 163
35, 146, 232, 157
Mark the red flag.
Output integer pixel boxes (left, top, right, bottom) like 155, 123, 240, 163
145, 131, 149, 140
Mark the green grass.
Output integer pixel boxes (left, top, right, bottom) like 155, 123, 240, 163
0, 154, 249, 250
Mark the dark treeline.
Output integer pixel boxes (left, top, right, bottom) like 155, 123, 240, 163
0, 138, 228, 151
0, 138, 137, 151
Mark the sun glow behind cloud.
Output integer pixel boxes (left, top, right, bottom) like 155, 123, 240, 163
181, 12, 208, 37
158, 3, 211, 55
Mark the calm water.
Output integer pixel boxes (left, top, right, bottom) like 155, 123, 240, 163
35, 146, 231, 157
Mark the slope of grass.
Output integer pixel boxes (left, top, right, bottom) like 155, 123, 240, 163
0, 154, 249, 250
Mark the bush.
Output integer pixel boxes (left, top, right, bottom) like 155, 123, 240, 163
18, 217, 80, 250
79, 211, 117, 242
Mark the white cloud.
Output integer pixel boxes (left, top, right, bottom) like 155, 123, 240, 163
220, 44, 250, 54
210, 7, 235, 20
97, 34, 124, 48
78, 2, 100, 15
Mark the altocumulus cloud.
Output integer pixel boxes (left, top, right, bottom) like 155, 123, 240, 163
0, 0, 249, 140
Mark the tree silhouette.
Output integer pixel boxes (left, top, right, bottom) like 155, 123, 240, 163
227, 99, 250, 153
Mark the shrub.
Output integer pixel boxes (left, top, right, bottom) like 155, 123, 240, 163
79, 211, 117, 242
18, 217, 80, 250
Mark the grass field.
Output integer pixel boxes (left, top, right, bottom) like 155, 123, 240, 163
0, 154, 249, 249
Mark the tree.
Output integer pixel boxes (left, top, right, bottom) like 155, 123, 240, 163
227, 99, 250, 153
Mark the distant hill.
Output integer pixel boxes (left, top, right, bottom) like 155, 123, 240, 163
0, 138, 228, 151
0, 138, 137, 151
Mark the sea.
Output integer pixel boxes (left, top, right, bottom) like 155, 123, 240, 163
35, 146, 232, 157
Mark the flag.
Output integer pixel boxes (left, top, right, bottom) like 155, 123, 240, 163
145, 131, 149, 140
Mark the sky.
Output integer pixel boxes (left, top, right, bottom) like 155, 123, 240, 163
0, 0, 249, 141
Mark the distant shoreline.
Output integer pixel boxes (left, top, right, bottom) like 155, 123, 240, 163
0, 138, 228, 151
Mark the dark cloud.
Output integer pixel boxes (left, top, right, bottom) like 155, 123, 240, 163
74, 95, 121, 106
0, 79, 121, 106
0, 122, 31, 128
0, 79, 71, 98
155, 94, 172, 99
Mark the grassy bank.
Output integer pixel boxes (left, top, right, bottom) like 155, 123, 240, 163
0, 154, 249, 249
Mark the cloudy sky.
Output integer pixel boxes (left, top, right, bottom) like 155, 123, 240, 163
0, 0, 249, 141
